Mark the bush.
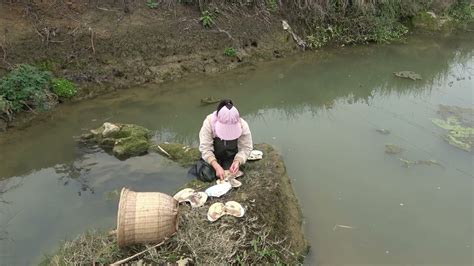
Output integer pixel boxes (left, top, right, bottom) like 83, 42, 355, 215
224, 47, 237, 57
0, 64, 55, 113
52, 78, 78, 98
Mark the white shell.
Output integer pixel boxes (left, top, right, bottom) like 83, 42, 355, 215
205, 182, 232, 197
248, 150, 263, 161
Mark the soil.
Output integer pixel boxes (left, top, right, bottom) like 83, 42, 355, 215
0, 1, 295, 94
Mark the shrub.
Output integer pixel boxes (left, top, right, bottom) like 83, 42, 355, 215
51, 78, 77, 98
224, 47, 237, 57
200, 11, 214, 28
0, 64, 55, 113
448, 0, 473, 22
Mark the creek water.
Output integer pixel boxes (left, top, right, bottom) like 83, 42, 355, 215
0, 34, 473, 265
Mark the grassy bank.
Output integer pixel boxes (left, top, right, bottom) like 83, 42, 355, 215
40, 143, 308, 265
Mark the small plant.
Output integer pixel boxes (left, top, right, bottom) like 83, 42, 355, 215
146, 0, 158, 9
0, 64, 55, 112
224, 47, 237, 57
266, 0, 278, 11
200, 11, 214, 28
51, 78, 78, 98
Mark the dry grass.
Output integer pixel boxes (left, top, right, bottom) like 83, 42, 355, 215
41, 144, 307, 265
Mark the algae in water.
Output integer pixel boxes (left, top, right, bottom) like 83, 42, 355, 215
431, 105, 473, 152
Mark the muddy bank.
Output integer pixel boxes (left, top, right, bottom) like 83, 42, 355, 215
42, 137, 308, 264
1, 1, 471, 132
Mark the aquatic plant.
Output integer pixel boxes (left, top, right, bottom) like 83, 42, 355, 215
0, 64, 55, 113
51, 78, 77, 98
432, 116, 473, 152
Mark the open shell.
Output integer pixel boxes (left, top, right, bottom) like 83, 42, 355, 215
248, 150, 263, 161
205, 182, 232, 197
207, 202, 226, 222
225, 201, 245, 217
173, 188, 195, 202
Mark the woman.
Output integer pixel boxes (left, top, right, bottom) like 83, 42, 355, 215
188, 99, 253, 181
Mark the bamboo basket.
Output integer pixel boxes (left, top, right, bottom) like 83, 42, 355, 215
117, 187, 179, 247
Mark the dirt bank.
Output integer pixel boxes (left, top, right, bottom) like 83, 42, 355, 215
1, 1, 471, 132
41, 142, 308, 264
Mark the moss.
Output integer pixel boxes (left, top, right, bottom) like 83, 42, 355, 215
149, 143, 201, 167
113, 137, 150, 158
83, 123, 151, 159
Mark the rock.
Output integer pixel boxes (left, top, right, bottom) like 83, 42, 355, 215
102, 122, 120, 137
376, 128, 391, 135
200, 97, 221, 105
394, 71, 422, 81
385, 144, 403, 154
82, 122, 151, 159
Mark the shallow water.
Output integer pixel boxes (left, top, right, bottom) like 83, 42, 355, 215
0, 34, 473, 265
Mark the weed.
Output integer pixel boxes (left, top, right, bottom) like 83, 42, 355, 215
266, 0, 278, 11
200, 11, 214, 28
51, 78, 78, 98
0, 64, 55, 113
224, 47, 237, 57
146, 0, 158, 9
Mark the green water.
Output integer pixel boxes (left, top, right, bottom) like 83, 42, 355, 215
0, 34, 473, 265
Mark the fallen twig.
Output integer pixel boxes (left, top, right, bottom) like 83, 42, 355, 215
89, 27, 95, 54
111, 234, 174, 265
156, 145, 172, 158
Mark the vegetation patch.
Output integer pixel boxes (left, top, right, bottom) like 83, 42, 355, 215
51, 78, 77, 98
0, 64, 55, 113
223, 47, 237, 57
200, 10, 214, 28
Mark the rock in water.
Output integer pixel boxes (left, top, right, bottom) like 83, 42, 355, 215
385, 144, 403, 154
394, 71, 422, 81
82, 122, 151, 159
102, 122, 120, 137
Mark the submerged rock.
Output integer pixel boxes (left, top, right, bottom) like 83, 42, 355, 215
432, 105, 473, 152
83, 122, 151, 159
399, 158, 442, 168
394, 71, 422, 81
200, 97, 221, 105
149, 142, 201, 167
385, 144, 403, 154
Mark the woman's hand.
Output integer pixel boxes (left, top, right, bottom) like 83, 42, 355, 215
229, 160, 240, 174
211, 161, 225, 180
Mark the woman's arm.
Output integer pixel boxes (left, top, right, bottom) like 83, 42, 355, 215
234, 119, 253, 165
199, 115, 217, 164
